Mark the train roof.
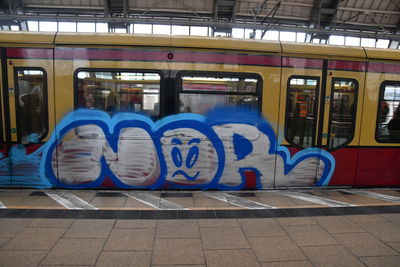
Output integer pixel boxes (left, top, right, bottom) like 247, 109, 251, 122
0, 31, 399, 61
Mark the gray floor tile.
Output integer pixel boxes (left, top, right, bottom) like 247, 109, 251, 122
239, 218, 287, 237
248, 236, 306, 262
276, 217, 317, 226
0, 251, 47, 267
95, 251, 151, 267
346, 215, 386, 224
198, 219, 239, 228
334, 232, 399, 257
360, 255, 400, 267
284, 225, 338, 247
200, 227, 250, 249
41, 238, 105, 266
387, 242, 400, 253
301, 245, 365, 267
204, 249, 261, 267
115, 219, 156, 229
64, 219, 115, 238
152, 239, 205, 265
379, 214, 400, 225
0, 238, 9, 248
314, 215, 366, 233
261, 260, 313, 267
1, 227, 65, 251
360, 222, 400, 242
156, 219, 199, 238
104, 228, 154, 251
29, 218, 75, 228
0, 218, 32, 238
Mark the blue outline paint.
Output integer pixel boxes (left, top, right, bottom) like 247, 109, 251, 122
1, 107, 335, 189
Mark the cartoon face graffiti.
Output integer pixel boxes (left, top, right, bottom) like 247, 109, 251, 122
170, 137, 201, 181
159, 126, 224, 189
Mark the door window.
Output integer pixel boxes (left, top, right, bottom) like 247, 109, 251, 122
15, 68, 48, 144
285, 77, 319, 148
376, 82, 400, 143
328, 79, 358, 149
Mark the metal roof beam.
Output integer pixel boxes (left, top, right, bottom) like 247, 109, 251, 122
1, 13, 399, 40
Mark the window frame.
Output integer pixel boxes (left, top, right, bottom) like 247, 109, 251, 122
284, 75, 321, 149
175, 71, 263, 114
326, 77, 359, 151
13, 67, 49, 144
73, 68, 164, 116
375, 80, 400, 143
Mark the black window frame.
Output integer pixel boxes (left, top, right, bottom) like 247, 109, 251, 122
375, 80, 400, 143
73, 68, 165, 117
284, 75, 320, 149
13, 67, 49, 144
326, 77, 359, 151
175, 71, 263, 114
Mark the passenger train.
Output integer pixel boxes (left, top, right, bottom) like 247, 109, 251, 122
0, 31, 399, 189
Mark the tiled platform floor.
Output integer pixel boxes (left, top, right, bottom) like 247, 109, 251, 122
0, 214, 399, 266
0, 188, 399, 266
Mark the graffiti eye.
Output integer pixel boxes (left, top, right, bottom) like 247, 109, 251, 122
171, 147, 183, 167
186, 146, 199, 169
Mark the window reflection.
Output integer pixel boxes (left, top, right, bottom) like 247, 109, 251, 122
329, 80, 357, 149
76, 71, 160, 119
180, 75, 259, 114
285, 77, 318, 148
16, 69, 47, 144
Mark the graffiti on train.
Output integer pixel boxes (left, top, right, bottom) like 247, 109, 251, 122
0, 107, 335, 189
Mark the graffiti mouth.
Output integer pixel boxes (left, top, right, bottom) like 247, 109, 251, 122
172, 170, 200, 181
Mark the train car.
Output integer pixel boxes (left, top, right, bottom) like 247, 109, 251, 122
0, 31, 399, 190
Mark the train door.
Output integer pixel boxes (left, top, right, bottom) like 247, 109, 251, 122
322, 61, 364, 186
1, 46, 54, 187
277, 58, 363, 187
0, 49, 11, 184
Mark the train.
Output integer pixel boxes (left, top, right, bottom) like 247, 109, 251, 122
0, 31, 399, 189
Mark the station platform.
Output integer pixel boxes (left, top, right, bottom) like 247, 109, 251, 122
0, 188, 399, 266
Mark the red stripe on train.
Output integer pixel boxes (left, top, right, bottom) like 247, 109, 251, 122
7, 48, 53, 58
368, 62, 400, 73
8, 47, 281, 66
282, 57, 323, 68
328, 60, 366, 72
8, 48, 400, 73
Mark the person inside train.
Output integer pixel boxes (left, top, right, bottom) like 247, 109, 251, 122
388, 105, 400, 140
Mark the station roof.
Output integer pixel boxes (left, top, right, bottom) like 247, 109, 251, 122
0, 0, 399, 43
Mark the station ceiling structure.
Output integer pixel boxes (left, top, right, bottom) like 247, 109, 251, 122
0, 0, 399, 44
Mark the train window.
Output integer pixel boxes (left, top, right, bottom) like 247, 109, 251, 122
179, 74, 260, 114
376, 82, 400, 143
15, 68, 48, 144
285, 76, 319, 148
328, 79, 358, 150
75, 70, 161, 119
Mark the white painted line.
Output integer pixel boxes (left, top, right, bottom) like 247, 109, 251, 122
46, 191, 97, 210
0, 201, 6, 209
280, 191, 356, 207
124, 192, 188, 210
203, 192, 276, 209
340, 189, 400, 203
